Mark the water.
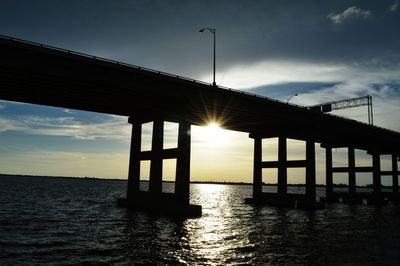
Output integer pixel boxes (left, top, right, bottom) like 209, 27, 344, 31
1, 175, 400, 265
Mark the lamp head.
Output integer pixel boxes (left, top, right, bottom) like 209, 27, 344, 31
199, 28, 215, 34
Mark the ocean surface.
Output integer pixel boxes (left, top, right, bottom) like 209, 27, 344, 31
1, 175, 400, 265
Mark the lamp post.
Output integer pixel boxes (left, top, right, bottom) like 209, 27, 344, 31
199, 28, 216, 86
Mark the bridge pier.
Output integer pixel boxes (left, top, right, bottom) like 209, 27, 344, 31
246, 135, 324, 209
175, 122, 191, 206
277, 137, 288, 195
252, 137, 262, 201
304, 140, 317, 205
149, 119, 164, 195
367, 152, 387, 204
392, 154, 399, 194
322, 147, 400, 205
386, 153, 400, 201
118, 117, 201, 217
338, 147, 363, 204
377, 153, 400, 202
325, 146, 334, 200
348, 147, 356, 196
126, 121, 141, 200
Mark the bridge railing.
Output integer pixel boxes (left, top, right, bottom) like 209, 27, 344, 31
1, 35, 303, 104
1, 34, 397, 135
0, 34, 211, 86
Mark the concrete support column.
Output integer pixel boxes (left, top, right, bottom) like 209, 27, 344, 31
392, 154, 399, 193
175, 122, 191, 206
278, 137, 287, 195
127, 119, 142, 200
348, 147, 356, 194
306, 140, 316, 201
325, 146, 333, 198
372, 153, 381, 194
149, 120, 164, 194
253, 137, 262, 199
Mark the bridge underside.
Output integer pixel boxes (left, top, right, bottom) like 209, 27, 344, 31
1, 36, 400, 215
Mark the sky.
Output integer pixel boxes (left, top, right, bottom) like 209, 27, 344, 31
0, 0, 399, 185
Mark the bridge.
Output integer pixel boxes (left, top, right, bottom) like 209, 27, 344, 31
1, 35, 400, 216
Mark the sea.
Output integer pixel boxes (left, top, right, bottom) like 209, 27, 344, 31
1, 175, 400, 265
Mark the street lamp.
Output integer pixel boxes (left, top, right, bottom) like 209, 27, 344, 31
199, 28, 216, 86
286, 93, 298, 103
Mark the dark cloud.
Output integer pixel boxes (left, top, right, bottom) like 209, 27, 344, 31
0, 0, 399, 79
388, 0, 399, 12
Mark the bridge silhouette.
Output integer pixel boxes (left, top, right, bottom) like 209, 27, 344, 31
1, 35, 400, 216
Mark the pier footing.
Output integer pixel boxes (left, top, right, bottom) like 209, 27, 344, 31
245, 193, 325, 210
117, 192, 202, 218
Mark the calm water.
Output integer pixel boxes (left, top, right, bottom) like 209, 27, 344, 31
1, 175, 400, 265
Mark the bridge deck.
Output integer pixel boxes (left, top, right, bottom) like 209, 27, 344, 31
0, 35, 399, 154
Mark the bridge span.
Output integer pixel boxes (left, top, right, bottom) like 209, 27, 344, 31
1, 35, 399, 216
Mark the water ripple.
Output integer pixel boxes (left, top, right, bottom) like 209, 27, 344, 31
1, 176, 400, 265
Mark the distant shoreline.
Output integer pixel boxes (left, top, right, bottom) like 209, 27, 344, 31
0, 173, 388, 188
0, 173, 124, 182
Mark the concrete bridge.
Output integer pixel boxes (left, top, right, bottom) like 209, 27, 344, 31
1, 35, 400, 216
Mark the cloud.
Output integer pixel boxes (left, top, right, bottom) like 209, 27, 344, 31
388, 0, 399, 12
291, 82, 400, 131
216, 58, 400, 91
70, 118, 131, 140
0, 114, 131, 140
0, 116, 25, 132
63, 108, 74, 114
247, 82, 339, 101
241, 68, 400, 132
327, 6, 372, 24
215, 60, 349, 89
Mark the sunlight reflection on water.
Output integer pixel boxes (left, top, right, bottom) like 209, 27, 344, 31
183, 184, 256, 265
2, 177, 400, 265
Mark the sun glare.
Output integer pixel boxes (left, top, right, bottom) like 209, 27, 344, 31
207, 122, 220, 132
203, 122, 225, 144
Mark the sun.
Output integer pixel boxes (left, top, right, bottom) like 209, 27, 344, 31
192, 121, 234, 145
202, 122, 225, 144
207, 122, 220, 133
